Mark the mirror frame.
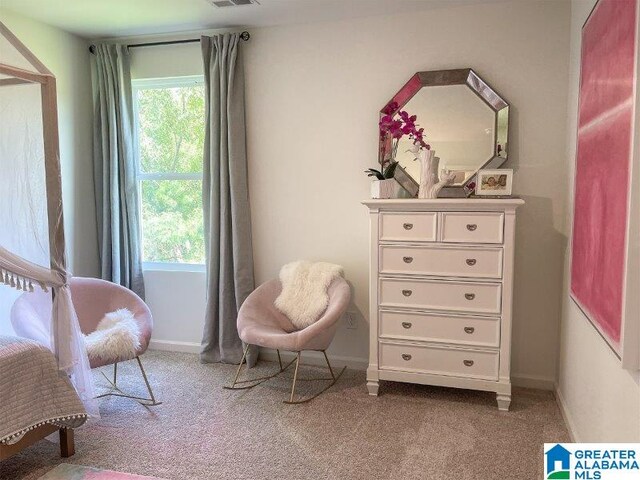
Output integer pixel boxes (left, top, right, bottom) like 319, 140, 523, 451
379, 68, 509, 197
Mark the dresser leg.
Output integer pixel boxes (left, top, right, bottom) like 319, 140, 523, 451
367, 380, 379, 396
496, 393, 511, 411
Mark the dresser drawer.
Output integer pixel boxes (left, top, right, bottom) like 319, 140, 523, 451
379, 310, 500, 347
379, 212, 437, 242
441, 212, 504, 244
379, 342, 499, 380
379, 245, 503, 279
379, 278, 502, 314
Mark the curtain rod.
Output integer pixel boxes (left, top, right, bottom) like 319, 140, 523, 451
89, 31, 250, 54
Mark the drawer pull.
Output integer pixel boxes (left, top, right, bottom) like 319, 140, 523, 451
403, 256, 413, 264
403, 223, 414, 230
401, 322, 412, 329
402, 354, 412, 361
402, 289, 413, 297
465, 293, 476, 300
466, 258, 477, 266
464, 327, 475, 334
463, 360, 474, 367
466, 224, 478, 231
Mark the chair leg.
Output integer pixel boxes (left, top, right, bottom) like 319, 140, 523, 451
224, 345, 297, 390
323, 350, 335, 380
96, 356, 161, 407
136, 356, 160, 406
223, 348, 345, 404
229, 344, 250, 388
283, 350, 346, 405
288, 352, 302, 403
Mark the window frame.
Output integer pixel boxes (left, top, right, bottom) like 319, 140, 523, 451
132, 75, 206, 272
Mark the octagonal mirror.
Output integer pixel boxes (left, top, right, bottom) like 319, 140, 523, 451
379, 69, 509, 196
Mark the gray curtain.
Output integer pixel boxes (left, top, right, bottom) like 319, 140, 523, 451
200, 34, 257, 366
92, 44, 145, 299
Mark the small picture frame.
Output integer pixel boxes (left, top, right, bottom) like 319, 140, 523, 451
475, 169, 513, 196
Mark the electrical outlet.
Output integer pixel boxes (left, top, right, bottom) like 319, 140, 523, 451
345, 312, 357, 329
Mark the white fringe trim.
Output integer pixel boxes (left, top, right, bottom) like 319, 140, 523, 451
0, 267, 46, 293
0, 413, 88, 445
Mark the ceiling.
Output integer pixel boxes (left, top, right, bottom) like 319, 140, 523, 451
0, 0, 499, 39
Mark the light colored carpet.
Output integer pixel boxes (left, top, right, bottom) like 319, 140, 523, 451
1, 350, 569, 479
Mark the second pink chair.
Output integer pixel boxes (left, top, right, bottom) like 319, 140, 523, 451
69, 277, 160, 406
12, 277, 160, 406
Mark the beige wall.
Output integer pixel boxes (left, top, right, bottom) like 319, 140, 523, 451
556, 0, 640, 442
129, 0, 572, 384
245, 0, 571, 383
0, 9, 99, 277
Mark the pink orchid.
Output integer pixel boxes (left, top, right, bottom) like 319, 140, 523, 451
378, 107, 430, 170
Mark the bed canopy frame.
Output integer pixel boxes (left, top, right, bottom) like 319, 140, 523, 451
0, 21, 96, 415
0, 22, 65, 271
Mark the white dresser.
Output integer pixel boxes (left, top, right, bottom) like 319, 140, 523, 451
363, 198, 524, 410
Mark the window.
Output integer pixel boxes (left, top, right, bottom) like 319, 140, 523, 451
133, 76, 206, 270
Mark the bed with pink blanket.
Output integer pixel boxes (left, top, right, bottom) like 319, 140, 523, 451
0, 335, 87, 460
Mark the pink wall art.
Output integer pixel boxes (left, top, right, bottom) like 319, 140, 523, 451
571, 0, 638, 355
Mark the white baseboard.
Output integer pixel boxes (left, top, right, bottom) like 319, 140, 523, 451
149, 339, 201, 354
554, 383, 580, 442
511, 373, 556, 391
148, 341, 557, 394
148, 340, 369, 370
259, 349, 368, 370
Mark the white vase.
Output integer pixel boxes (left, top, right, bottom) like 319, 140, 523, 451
417, 150, 456, 199
371, 178, 402, 199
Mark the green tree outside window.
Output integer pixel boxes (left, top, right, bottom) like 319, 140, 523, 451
135, 79, 206, 264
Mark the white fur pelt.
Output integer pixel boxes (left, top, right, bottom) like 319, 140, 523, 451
84, 308, 141, 363
274, 261, 344, 330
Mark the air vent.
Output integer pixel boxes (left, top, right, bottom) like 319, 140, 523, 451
210, 0, 260, 7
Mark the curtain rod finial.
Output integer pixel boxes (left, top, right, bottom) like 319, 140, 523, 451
89, 45, 96, 54
240, 31, 250, 41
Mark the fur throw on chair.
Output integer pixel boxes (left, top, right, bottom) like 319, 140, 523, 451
84, 309, 141, 363
274, 261, 344, 330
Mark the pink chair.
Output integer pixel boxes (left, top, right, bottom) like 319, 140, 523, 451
226, 277, 351, 404
12, 277, 160, 406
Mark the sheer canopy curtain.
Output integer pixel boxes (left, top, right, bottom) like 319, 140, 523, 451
200, 33, 257, 366
92, 44, 145, 299
0, 31, 97, 415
